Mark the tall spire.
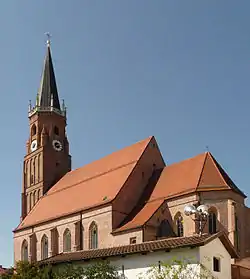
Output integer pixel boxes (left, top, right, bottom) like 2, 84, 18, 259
36, 34, 61, 111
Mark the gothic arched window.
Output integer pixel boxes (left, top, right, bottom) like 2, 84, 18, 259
37, 189, 41, 200
82, 226, 84, 250
33, 157, 36, 183
89, 222, 98, 249
30, 159, 34, 185
63, 229, 71, 252
21, 240, 28, 261
31, 124, 37, 136
30, 193, 33, 210
157, 219, 175, 238
41, 234, 49, 260
208, 209, 217, 234
38, 154, 41, 182
174, 212, 184, 237
33, 191, 36, 206
51, 228, 59, 256
54, 126, 59, 136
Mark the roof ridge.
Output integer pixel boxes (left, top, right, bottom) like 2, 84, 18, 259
196, 152, 209, 190
113, 136, 155, 202
48, 160, 138, 197
165, 152, 208, 169
207, 153, 246, 197
206, 153, 230, 189
69, 136, 153, 174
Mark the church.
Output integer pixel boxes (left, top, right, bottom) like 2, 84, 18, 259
13, 39, 250, 270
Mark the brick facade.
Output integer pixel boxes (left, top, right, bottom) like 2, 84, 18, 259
13, 41, 250, 265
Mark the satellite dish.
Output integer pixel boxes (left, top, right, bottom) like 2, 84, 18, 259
184, 205, 197, 216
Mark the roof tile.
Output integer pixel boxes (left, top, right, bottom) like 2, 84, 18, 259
40, 232, 237, 265
115, 151, 245, 232
15, 137, 153, 230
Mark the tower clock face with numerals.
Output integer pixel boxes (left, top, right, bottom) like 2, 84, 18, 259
52, 140, 63, 151
30, 140, 38, 152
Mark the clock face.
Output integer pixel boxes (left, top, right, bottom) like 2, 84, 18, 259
52, 140, 63, 151
30, 140, 38, 152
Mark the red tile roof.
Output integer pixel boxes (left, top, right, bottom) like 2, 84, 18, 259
15, 137, 244, 233
150, 151, 244, 201
116, 152, 245, 232
15, 137, 153, 231
39, 232, 238, 265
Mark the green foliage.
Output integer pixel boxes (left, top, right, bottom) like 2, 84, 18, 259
1, 260, 121, 279
51, 264, 85, 279
81, 261, 121, 279
138, 257, 218, 279
1, 257, 219, 279
0, 267, 14, 279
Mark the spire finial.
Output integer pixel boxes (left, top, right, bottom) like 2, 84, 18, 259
45, 32, 51, 47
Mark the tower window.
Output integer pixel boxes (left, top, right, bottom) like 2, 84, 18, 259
31, 174, 34, 185
54, 126, 59, 135
31, 124, 37, 136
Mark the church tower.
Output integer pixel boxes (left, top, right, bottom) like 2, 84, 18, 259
21, 38, 71, 220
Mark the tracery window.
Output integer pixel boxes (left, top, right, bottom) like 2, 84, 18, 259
174, 212, 184, 237
208, 209, 217, 234
21, 240, 28, 261
89, 222, 98, 249
63, 229, 71, 252
41, 234, 49, 260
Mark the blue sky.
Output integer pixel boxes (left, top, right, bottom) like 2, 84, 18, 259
1, 0, 250, 266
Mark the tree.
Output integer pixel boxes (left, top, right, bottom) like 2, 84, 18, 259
52, 264, 85, 279
81, 261, 122, 279
137, 257, 218, 279
4, 260, 122, 279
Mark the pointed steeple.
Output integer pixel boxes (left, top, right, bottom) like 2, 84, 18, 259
36, 37, 61, 111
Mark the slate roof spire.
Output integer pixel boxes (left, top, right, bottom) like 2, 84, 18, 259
28, 35, 66, 117
36, 35, 61, 111
36, 35, 61, 110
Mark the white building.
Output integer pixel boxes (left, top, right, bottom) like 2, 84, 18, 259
41, 232, 237, 279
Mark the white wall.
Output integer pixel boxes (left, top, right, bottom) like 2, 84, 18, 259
75, 239, 232, 279
76, 248, 200, 279
199, 238, 232, 279
113, 249, 199, 279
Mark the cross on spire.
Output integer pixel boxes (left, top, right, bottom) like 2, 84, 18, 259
45, 32, 51, 47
